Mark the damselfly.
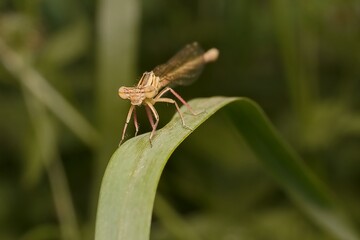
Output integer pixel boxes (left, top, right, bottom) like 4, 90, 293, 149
118, 42, 219, 145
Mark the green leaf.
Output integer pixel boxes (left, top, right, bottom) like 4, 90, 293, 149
95, 96, 359, 240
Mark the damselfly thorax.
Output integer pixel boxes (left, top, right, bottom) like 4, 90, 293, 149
118, 42, 219, 146
119, 71, 160, 106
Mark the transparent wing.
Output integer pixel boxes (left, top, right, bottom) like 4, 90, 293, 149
153, 42, 206, 88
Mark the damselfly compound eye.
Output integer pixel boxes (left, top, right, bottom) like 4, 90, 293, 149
118, 87, 129, 99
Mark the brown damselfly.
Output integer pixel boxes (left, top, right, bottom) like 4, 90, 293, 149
118, 42, 219, 145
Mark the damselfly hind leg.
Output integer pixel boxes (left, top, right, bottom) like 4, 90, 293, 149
171, 89, 206, 116
156, 88, 196, 128
155, 87, 200, 115
153, 97, 193, 131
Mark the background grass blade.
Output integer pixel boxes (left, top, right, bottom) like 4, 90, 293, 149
0, 38, 99, 147
95, 96, 358, 240
91, 0, 140, 234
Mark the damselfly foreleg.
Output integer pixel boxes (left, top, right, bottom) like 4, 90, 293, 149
120, 105, 135, 145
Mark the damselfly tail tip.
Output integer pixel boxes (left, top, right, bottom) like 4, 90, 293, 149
203, 48, 219, 63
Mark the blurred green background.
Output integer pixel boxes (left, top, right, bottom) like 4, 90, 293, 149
1, 0, 360, 239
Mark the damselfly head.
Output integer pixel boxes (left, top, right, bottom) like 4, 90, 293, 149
118, 86, 146, 106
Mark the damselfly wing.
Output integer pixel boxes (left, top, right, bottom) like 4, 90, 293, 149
153, 42, 207, 87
